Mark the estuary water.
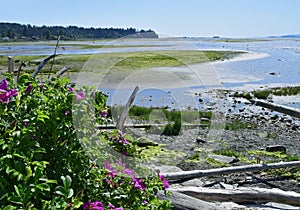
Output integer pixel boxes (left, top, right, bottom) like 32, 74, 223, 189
1, 38, 300, 88
1, 38, 300, 109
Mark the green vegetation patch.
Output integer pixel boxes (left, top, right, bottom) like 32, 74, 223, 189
0, 73, 173, 209
213, 149, 242, 158
128, 105, 212, 136
0, 50, 243, 74
113, 50, 242, 71
205, 157, 229, 167
139, 145, 185, 165
56, 43, 170, 49
225, 119, 257, 130
248, 150, 299, 162
253, 86, 300, 99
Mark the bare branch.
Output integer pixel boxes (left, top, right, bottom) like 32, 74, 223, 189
32, 54, 57, 77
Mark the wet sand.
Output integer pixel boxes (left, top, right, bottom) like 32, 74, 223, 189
73, 51, 270, 90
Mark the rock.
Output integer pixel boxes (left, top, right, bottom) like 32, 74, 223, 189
196, 137, 206, 144
208, 154, 239, 164
181, 178, 205, 187
257, 132, 268, 138
239, 108, 245, 112
150, 165, 183, 174
270, 114, 279, 120
266, 145, 286, 153
136, 137, 159, 147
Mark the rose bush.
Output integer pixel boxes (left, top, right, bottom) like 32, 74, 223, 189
0, 73, 171, 210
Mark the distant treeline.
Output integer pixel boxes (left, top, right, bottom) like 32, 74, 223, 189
0, 22, 158, 40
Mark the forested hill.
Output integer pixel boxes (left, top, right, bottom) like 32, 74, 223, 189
0, 22, 158, 40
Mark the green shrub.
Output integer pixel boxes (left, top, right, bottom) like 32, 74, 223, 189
0, 73, 171, 209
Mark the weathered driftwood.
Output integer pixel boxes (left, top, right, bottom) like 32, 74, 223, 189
32, 54, 57, 77
48, 36, 61, 78
116, 86, 139, 131
8, 56, 14, 73
163, 161, 300, 181
251, 98, 300, 118
170, 186, 300, 207
157, 191, 222, 210
55, 66, 69, 78
16, 61, 26, 82
97, 123, 202, 130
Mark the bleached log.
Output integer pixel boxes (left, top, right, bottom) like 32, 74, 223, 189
164, 161, 300, 181
251, 98, 300, 118
157, 191, 222, 210
170, 186, 300, 207
116, 86, 139, 131
8, 56, 14, 73
97, 123, 202, 129
16, 61, 26, 82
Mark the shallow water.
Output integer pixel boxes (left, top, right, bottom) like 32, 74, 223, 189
1, 39, 300, 109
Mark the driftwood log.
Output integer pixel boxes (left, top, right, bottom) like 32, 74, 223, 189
7, 56, 14, 73
163, 161, 300, 181
170, 186, 300, 207
97, 123, 203, 130
32, 54, 57, 77
157, 191, 222, 210
250, 98, 300, 118
16, 61, 26, 82
116, 86, 139, 131
55, 66, 69, 78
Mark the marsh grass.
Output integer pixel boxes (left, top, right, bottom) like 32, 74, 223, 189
253, 86, 300, 99
128, 105, 212, 136
55, 44, 169, 49
0, 50, 242, 74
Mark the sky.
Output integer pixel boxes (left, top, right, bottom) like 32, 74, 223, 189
1, 0, 300, 38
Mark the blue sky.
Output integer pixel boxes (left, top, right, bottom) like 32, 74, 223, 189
1, 0, 300, 38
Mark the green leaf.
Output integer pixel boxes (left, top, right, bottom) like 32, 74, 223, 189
13, 153, 26, 160
62, 175, 72, 189
55, 186, 67, 197
72, 199, 83, 208
3, 205, 16, 210
36, 183, 50, 191
39, 94, 49, 102
67, 188, 74, 198
14, 185, 21, 197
